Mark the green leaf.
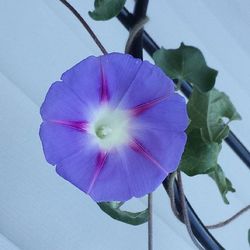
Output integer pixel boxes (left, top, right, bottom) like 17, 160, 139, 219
89, 0, 126, 21
97, 202, 148, 225
179, 128, 221, 176
188, 88, 241, 143
209, 165, 236, 204
180, 87, 239, 203
153, 43, 218, 92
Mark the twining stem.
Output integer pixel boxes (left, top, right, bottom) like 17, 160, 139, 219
206, 204, 250, 229
166, 172, 182, 221
177, 171, 205, 250
148, 193, 153, 250
125, 17, 148, 54
169, 171, 250, 247
59, 0, 108, 55
125, 0, 149, 58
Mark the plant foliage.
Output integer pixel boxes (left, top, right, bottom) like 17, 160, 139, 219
153, 43, 218, 92
89, 0, 126, 21
98, 202, 148, 225
153, 43, 241, 204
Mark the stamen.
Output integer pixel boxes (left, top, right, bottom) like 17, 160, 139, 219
89, 106, 130, 150
96, 125, 113, 139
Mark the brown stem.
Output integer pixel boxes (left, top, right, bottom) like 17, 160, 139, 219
177, 171, 205, 250
59, 0, 108, 55
125, 17, 148, 55
166, 172, 182, 220
206, 205, 250, 229
148, 193, 153, 250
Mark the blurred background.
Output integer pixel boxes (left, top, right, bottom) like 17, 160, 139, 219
0, 0, 250, 249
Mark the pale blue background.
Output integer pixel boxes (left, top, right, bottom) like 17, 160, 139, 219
0, 0, 250, 249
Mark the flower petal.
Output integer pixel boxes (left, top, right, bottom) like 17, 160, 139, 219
40, 81, 90, 121
116, 59, 174, 109
61, 56, 102, 109
39, 122, 95, 165
99, 53, 143, 107
56, 144, 100, 195
122, 144, 168, 197
131, 129, 187, 174
132, 93, 189, 132
88, 149, 132, 202
96, 143, 174, 199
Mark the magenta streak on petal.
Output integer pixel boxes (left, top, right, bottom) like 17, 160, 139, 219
130, 139, 168, 174
87, 151, 108, 194
100, 59, 109, 103
130, 96, 168, 116
50, 120, 88, 132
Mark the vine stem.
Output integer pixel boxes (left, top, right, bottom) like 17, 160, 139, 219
166, 172, 182, 221
206, 204, 250, 229
148, 193, 153, 250
125, 17, 148, 54
177, 171, 205, 250
59, 0, 108, 55
125, 0, 149, 58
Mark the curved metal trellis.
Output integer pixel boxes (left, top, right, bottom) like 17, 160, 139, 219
117, 3, 250, 250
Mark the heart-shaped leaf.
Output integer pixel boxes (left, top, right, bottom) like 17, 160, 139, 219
179, 87, 239, 203
97, 202, 148, 225
179, 129, 221, 176
153, 43, 218, 92
188, 88, 241, 143
89, 0, 126, 21
209, 165, 235, 204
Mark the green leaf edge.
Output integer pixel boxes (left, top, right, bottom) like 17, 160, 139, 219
152, 43, 218, 92
97, 202, 148, 226
89, 0, 126, 21
208, 165, 236, 204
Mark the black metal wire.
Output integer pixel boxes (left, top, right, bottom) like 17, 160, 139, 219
117, 7, 250, 169
163, 178, 225, 250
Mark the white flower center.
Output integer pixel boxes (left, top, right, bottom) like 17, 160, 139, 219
88, 106, 131, 150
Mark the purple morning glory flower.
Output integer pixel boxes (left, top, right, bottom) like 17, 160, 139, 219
40, 53, 188, 202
